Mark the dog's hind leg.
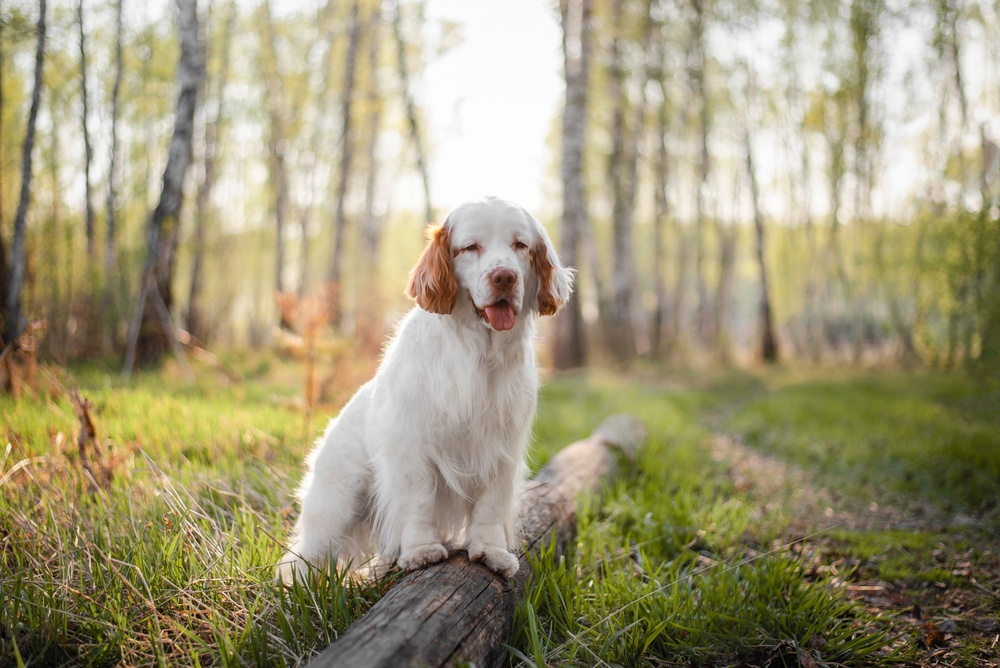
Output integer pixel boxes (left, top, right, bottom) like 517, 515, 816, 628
278, 390, 373, 584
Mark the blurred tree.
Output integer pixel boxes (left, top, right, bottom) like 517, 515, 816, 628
102, 0, 124, 352
358, 0, 386, 325
604, 0, 653, 363
297, 0, 337, 298
744, 114, 778, 364
259, 0, 290, 304
77, 0, 95, 262
553, 0, 592, 369
687, 0, 712, 346
328, 0, 362, 326
649, 0, 673, 359
390, 0, 433, 227
186, 0, 235, 343
124, 0, 204, 371
2, 0, 45, 350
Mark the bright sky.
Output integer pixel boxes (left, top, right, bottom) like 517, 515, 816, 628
414, 0, 563, 216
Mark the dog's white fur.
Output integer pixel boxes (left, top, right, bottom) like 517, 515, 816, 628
278, 197, 573, 582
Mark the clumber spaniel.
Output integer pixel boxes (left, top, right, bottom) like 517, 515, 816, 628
278, 197, 573, 582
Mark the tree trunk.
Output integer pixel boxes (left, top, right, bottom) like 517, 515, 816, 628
745, 125, 779, 364
605, 0, 652, 363
552, 0, 591, 370
187, 0, 235, 343
0, 16, 9, 330
328, 0, 362, 326
307, 415, 646, 668
77, 0, 95, 262
123, 0, 203, 372
298, 0, 337, 298
821, 94, 850, 358
873, 226, 918, 362
390, 0, 433, 228
259, 0, 290, 301
689, 0, 712, 347
102, 0, 125, 352
3, 0, 46, 348
650, 5, 671, 359
358, 1, 385, 336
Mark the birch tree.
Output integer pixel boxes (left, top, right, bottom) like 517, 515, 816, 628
102, 0, 124, 351
553, 0, 591, 370
187, 0, 235, 342
259, 0, 290, 299
359, 2, 386, 308
328, 0, 362, 325
77, 0, 95, 262
3, 0, 46, 349
124, 0, 203, 371
390, 0, 433, 227
745, 124, 778, 363
688, 0, 712, 345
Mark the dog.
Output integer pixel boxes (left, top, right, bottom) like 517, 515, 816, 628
278, 197, 573, 583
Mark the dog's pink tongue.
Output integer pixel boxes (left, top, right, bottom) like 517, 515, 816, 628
485, 302, 516, 331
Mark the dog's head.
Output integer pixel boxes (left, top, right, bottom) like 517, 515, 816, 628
406, 197, 574, 331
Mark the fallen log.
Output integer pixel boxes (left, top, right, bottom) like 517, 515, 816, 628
307, 413, 647, 668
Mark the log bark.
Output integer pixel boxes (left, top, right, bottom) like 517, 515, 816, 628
307, 414, 646, 668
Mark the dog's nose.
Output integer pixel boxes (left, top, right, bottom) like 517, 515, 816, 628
490, 268, 517, 291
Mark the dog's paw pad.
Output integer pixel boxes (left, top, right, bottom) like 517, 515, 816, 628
470, 546, 519, 578
398, 543, 448, 572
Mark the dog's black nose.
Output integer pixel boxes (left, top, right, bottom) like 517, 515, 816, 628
490, 268, 517, 291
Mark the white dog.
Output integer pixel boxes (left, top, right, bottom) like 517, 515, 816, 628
278, 197, 573, 583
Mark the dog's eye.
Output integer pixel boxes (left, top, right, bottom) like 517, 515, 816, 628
513, 240, 528, 251
460, 243, 481, 254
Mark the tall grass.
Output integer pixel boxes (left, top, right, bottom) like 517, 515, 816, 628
3, 364, 952, 665
724, 372, 1000, 514
513, 374, 894, 666
1, 362, 388, 666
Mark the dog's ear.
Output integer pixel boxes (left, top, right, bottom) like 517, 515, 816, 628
532, 234, 575, 317
407, 223, 458, 314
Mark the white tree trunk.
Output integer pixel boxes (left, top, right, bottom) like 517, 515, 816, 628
4, 0, 46, 347
124, 0, 203, 372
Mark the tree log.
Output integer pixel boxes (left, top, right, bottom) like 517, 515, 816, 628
307, 414, 646, 668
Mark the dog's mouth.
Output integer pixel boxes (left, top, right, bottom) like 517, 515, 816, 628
479, 299, 516, 331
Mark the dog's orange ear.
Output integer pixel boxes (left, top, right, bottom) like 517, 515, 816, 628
532, 238, 574, 316
407, 224, 458, 314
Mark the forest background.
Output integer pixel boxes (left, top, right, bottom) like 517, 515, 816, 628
2, 1, 1000, 665
1, 0, 998, 376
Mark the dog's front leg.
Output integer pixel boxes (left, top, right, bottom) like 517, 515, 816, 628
467, 463, 520, 578
377, 458, 449, 572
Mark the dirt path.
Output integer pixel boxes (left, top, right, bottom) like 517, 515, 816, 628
709, 434, 1000, 667
710, 434, 950, 533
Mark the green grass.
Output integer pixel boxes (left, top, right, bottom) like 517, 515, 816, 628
515, 374, 895, 666
722, 371, 1000, 514
1, 361, 395, 666
4, 362, 996, 666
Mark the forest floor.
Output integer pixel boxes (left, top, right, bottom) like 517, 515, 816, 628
709, 431, 1000, 667
1, 356, 998, 666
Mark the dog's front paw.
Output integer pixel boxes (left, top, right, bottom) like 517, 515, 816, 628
276, 551, 310, 586
398, 543, 448, 572
470, 545, 519, 578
